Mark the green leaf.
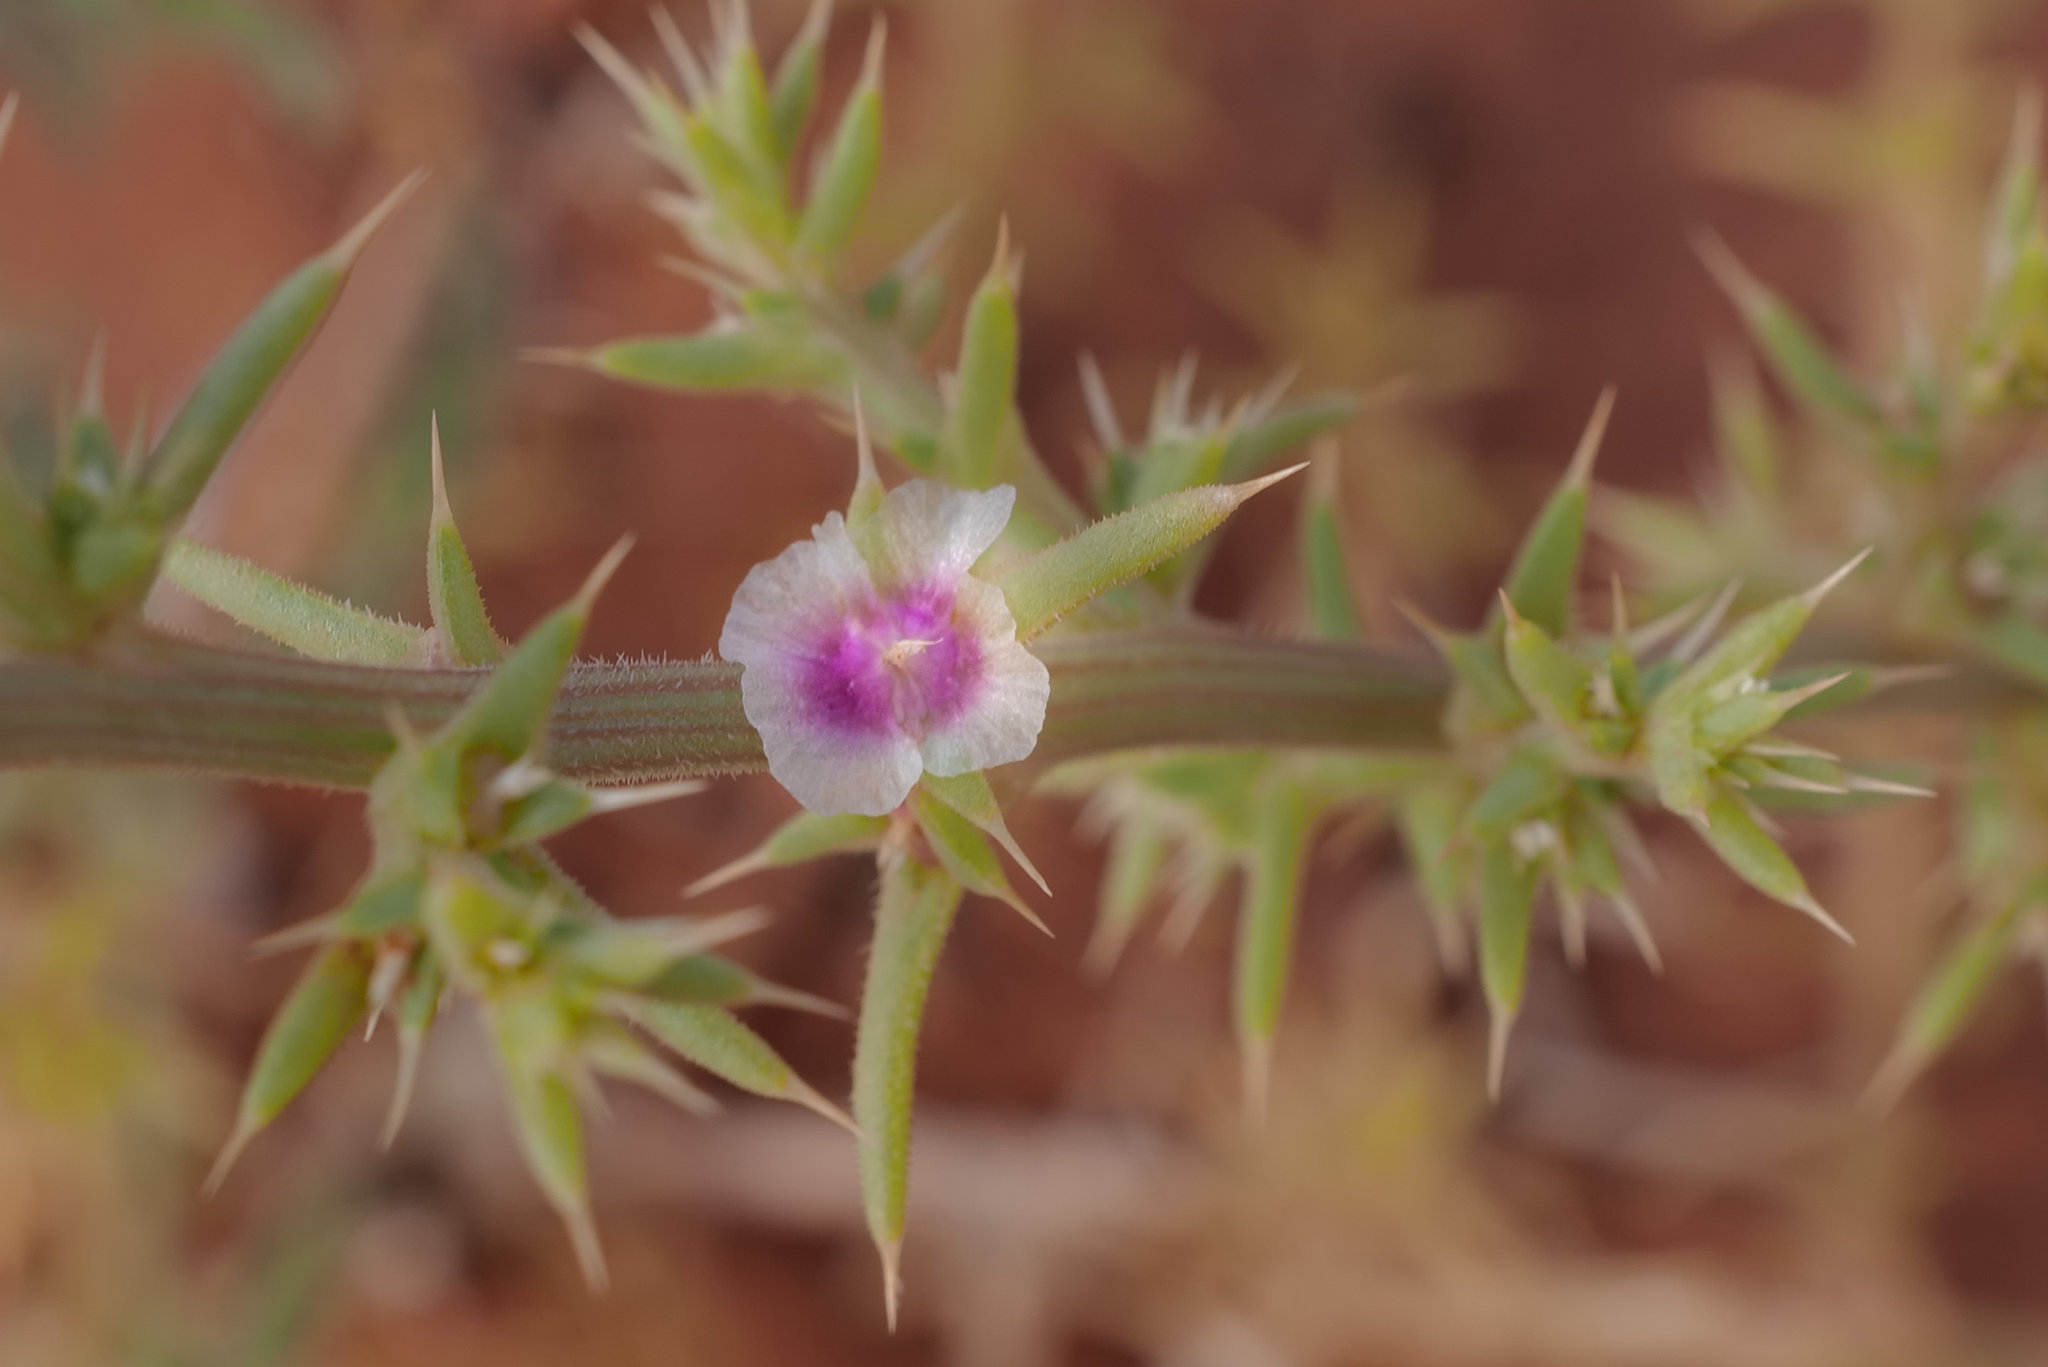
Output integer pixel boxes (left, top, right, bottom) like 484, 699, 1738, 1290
566, 327, 843, 392
164, 539, 426, 666
557, 909, 767, 989
1465, 747, 1567, 842
1870, 902, 2025, 1109
1233, 782, 1313, 1118
0, 459, 74, 647
687, 810, 890, 895
918, 769, 1048, 893
1645, 700, 1710, 822
1694, 673, 1846, 756
794, 24, 882, 262
1083, 813, 1169, 976
852, 855, 962, 1328
1985, 90, 2042, 297
768, 0, 831, 159
579, 1017, 720, 1117
682, 114, 792, 247
1477, 840, 1536, 1099
381, 948, 442, 1148
1696, 232, 1883, 429
1397, 778, 1470, 971
446, 540, 628, 761
1220, 392, 1358, 484
1664, 552, 1867, 701
1696, 788, 1850, 942
1709, 348, 1778, 499
426, 420, 505, 666
624, 998, 851, 1129
1500, 598, 1592, 729
910, 787, 1044, 932
1497, 387, 1611, 636
209, 940, 374, 1191
999, 467, 1302, 639
1301, 470, 1359, 641
489, 1013, 605, 1287
638, 952, 847, 1017
143, 175, 420, 523
942, 231, 1020, 488
715, 30, 781, 173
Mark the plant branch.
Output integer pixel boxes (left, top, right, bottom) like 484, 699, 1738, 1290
0, 628, 1450, 790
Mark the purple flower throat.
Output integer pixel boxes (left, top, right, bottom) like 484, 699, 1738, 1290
800, 582, 983, 738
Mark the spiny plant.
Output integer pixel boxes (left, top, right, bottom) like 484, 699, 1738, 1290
0, 5, 2039, 1329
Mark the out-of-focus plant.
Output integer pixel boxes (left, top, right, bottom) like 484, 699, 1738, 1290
1606, 84, 2048, 1105
0, 2, 2032, 1335
0, 0, 342, 128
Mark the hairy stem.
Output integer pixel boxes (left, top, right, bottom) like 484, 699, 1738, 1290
0, 628, 1449, 789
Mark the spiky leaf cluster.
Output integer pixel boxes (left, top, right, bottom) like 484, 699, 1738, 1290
188, 431, 848, 1286
0, 100, 416, 655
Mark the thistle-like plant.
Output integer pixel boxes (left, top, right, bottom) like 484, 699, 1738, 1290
0, 3, 2035, 1334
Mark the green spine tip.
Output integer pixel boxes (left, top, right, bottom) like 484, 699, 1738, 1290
248, 914, 339, 957
789, 1077, 860, 1136
577, 25, 653, 105
673, 905, 775, 956
1790, 892, 1856, 946
647, 7, 700, 94
859, 13, 888, 90
1241, 1035, 1273, 1126
203, 1116, 260, 1196
683, 851, 770, 898
878, 1235, 903, 1332
1863, 1046, 1923, 1116
566, 1206, 610, 1291
1692, 229, 1764, 311
988, 213, 1013, 287
1843, 773, 1938, 799
572, 535, 635, 617
429, 413, 454, 525
519, 346, 601, 371
587, 778, 709, 814
1078, 352, 1126, 451
364, 944, 410, 1040
848, 386, 883, 527
324, 170, 427, 272
79, 332, 108, 418
746, 980, 852, 1019
988, 819, 1050, 897
381, 700, 423, 754
380, 1031, 424, 1149
1798, 547, 1872, 609
1558, 883, 1589, 970
1393, 598, 1455, 653
1563, 385, 1617, 489
1610, 891, 1663, 974
1666, 579, 1742, 664
1486, 1008, 1514, 1102
1236, 460, 1311, 501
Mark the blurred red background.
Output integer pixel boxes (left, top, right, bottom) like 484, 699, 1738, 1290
4, 1, 2048, 1364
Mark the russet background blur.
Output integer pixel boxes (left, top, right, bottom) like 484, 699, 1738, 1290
2, 1, 2047, 1363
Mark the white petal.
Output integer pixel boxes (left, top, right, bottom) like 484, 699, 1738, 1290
752, 676, 924, 814
719, 511, 873, 668
918, 576, 1050, 777
874, 481, 1015, 587
722, 513, 923, 815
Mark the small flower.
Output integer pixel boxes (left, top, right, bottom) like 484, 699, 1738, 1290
720, 481, 1051, 816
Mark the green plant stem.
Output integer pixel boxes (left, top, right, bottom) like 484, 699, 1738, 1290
804, 291, 1090, 534
0, 628, 1448, 789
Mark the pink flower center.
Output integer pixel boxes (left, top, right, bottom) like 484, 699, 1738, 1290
799, 582, 983, 739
